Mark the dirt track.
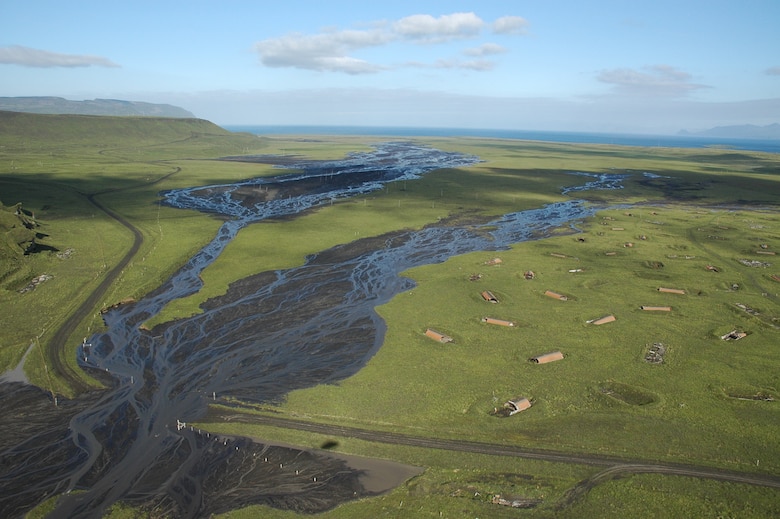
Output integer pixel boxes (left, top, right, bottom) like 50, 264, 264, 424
47, 168, 181, 394
209, 410, 780, 506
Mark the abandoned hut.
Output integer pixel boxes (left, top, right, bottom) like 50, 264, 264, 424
425, 328, 453, 343
544, 290, 568, 301
481, 291, 499, 303
505, 397, 532, 415
587, 314, 616, 325
721, 330, 747, 341
481, 317, 515, 327
658, 287, 686, 295
641, 306, 672, 312
530, 351, 564, 364
645, 343, 666, 364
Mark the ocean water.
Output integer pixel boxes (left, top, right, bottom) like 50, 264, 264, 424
225, 125, 780, 154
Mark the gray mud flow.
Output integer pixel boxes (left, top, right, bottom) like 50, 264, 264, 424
0, 142, 622, 518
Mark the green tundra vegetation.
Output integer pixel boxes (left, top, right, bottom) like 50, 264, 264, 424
2, 111, 779, 517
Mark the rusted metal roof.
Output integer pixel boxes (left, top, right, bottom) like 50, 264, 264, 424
425, 328, 453, 343
588, 314, 616, 325
481, 317, 515, 327
544, 290, 567, 301
481, 291, 499, 303
530, 351, 564, 364
506, 397, 531, 415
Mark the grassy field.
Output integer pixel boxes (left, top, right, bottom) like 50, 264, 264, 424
2, 112, 779, 516
202, 206, 780, 517
196, 143, 780, 517
274, 205, 780, 454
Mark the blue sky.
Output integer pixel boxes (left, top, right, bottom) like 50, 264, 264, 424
1, 0, 779, 134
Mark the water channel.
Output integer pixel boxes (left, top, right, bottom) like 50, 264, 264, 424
0, 142, 624, 518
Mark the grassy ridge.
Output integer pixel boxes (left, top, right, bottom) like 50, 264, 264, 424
0, 110, 229, 146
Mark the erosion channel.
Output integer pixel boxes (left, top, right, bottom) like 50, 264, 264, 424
0, 142, 622, 518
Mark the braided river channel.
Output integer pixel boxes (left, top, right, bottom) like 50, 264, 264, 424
0, 142, 624, 518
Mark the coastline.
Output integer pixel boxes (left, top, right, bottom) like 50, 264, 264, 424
224, 125, 780, 154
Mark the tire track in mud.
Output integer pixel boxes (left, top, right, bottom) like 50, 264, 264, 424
210, 411, 780, 509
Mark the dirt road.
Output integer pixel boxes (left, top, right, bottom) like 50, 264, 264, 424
47, 168, 181, 393
210, 410, 780, 506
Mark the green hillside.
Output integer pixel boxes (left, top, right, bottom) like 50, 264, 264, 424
0, 96, 195, 118
0, 110, 235, 147
0, 202, 39, 289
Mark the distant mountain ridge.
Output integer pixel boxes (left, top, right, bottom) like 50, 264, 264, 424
0, 96, 195, 118
679, 123, 780, 140
0, 110, 233, 146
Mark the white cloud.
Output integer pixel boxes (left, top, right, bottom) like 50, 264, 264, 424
0, 45, 119, 68
463, 43, 507, 57
392, 12, 484, 43
434, 58, 495, 71
254, 12, 526, 74
493, 16, 529, 35
404, 57, 495, 72
254, 30, 388, 74
597, 65, 707, 97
